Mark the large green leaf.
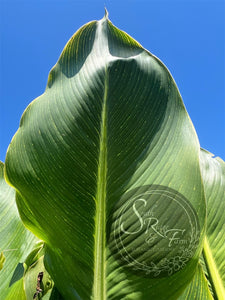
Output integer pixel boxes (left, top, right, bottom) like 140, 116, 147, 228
177, 149, 225, 299
0, 161, 35, 298
200, 149, 225, 299
0, 162, 56, 299
5, 13, 206, 299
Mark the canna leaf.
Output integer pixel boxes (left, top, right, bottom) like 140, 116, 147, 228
177, 149, 225, 299
5, 13, 206, 299
0, 161, 37, 298
0, 162, 56, 299
200, 149, 225, 299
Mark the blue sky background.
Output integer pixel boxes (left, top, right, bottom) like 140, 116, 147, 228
0, 0, 224, 162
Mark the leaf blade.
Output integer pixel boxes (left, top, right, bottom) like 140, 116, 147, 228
5, 15, 206, 299
200, 149, 225, 299
0, 162, 38, 298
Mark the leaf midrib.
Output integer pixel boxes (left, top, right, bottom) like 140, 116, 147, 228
93, 67, 108, 300
203, 237, 225, 300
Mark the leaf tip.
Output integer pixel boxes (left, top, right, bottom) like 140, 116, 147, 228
104, 7, 109, 19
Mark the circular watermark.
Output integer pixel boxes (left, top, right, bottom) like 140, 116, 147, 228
109, 185, 200, 278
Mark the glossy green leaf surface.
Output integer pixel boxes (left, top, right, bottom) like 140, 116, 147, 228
177, 149, 225, 299
0, 161, 37, 298
5, 13, 206, 299
0, 162, 55, 299
200, 149, 225, 299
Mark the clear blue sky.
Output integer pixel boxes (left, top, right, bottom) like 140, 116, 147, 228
1, 0, 224, 162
